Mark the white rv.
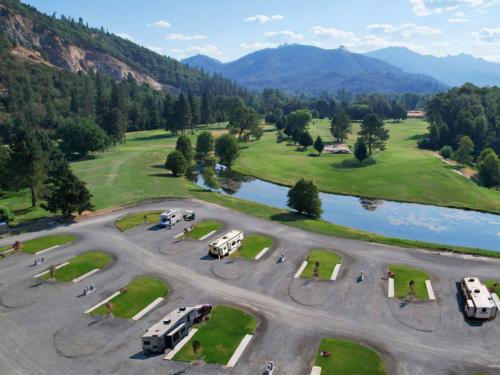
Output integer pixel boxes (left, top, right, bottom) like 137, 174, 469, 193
461, 277, 497, 320
208, 230, 244, 257
159, 209, 183, 228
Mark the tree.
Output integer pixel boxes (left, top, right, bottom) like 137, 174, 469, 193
479, 152, 499, 188
314, 136, 324, 155
354, 138, 369, 163
201, 91, 214, 125
175, 135, 194, 163
439, 145, 452, 159
391, 102, 407, 122
228, 105, 260, 140
454, 136, 475, 165
165, 150, 187, 176
42, 157, 93, 217
479, 148, 496, 163
250, 126, 263, 140
0, 207, 14, 223
299, 131, 313, 150
285, 109, 312, 143
196, 131, 214, 160
287, 178, 322, 218
202, 167, 220, 191
105, 108, 127, 144
57, 118, 108, 158
215, 134, 240, 167
187, 91, 200, 130
330, 109, 351, 142
192, 340, 201, 355
173, 93, 192, 134
359, 114, 389, 155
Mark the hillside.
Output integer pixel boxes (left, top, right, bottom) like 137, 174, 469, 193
366, 47, 500, 87
182, 44, 447, 95
0, 0, 248, 98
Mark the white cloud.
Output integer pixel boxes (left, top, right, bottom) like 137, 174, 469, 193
148, 20, 171, 29
244, 14, 284, 24
367, 23, 442, 38
168, 44, 223, 59
410, 0, 499, 16
473, 27, 500, 44
116, 33, 134, 42
448, 17, 469, 23
264, 30, 303, 41
310, 26, 361, 46
165, 33, 207, 41
455, 10, 466, 16
240, 41, 279, 50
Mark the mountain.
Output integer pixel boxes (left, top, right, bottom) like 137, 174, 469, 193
182, 44, 447, 95
366, 47, 500, 87
0, 0, 248, 98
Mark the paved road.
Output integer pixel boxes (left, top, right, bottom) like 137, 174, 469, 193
0, 199, 499, 375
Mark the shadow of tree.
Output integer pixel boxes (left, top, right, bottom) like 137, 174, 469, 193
129, 133, 174, 142
406, 134, 426, 141
333, 158, 376, 169
270, 212, 311, 222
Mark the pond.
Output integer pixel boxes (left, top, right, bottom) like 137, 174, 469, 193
193, 166, 500, 251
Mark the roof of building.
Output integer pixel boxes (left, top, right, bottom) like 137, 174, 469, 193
210, 230, 243, 248
463, 277, 495, 308
142, 306, 194, 338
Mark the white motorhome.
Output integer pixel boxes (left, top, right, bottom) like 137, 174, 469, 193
159, 209, 183, 228
461, 277, 497, 320
208, 230, 244, 258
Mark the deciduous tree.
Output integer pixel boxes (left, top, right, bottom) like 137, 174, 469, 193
330, 109, 351, 142
359, 114, 389, 155
215, 134, 239, 167
165, 150, 187, 176
287, 178, 322, 218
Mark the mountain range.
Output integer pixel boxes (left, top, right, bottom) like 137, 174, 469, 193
182, 44, 447, 95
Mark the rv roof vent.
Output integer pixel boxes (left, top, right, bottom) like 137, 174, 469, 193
223, 236, 228, 239
474, 289, 480, 293
163, 319, 171, 325
179, 307, 186, 311
468, 278, 475, 282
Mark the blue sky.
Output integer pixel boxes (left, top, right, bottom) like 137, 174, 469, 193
23, 0, 500, 62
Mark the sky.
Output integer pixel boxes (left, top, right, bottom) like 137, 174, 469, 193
23, 0, 500, 62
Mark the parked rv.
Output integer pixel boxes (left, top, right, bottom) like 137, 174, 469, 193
461, 277, 497, 320
159, 209, 183, 228
208, 230, 244, 258
142, 304, 212, 353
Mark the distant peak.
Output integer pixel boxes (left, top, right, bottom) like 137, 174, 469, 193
338, 45, 349, 52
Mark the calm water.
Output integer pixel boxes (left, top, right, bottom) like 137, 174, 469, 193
194, 167, 500, 251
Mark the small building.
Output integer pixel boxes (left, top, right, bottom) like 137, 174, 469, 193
141, 304, 212, 353
461, 277, 497, 320
407, 110, 426, 119
208, 230, 244, 258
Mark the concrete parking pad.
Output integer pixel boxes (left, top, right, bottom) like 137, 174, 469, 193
388, 278, 395, 298
73, 268, 100, 283
311, 366, 322, 375
330, 264, 342, 281
84, 291, 122, 314
294, 261, 308, 278
226, 334, 253, 367
131, 297, 164, 320
425, 280, 436, 300
254, 247, 270, 260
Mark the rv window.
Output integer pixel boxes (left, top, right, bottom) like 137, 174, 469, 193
232, 241, 236, 246
482, 308, 488, 313
173, 332, 180, 341
143, 341, 150, 345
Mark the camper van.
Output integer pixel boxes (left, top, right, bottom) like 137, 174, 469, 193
141, 304, 212, 353
461, 277, 497, 320
208, 230, 244, 258
159, 209, 183, 228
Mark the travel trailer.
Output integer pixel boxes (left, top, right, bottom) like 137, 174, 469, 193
208, 230, 244, 258
141, 304, 212, 353
159, 209, 183, 228
461, 277, 497, 320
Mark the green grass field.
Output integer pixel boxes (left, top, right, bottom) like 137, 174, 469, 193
232, 234, 273, 259
389, 264, 429, 299
301, 249, 341, 280
20, 234, 77, 254
92, 276, 168, 318
42, 251, 112, 282
315, 338, 386, 375
115, 210, 163, 231
184, 219, 223, 240
234, 119, 500, 214
485, 280, 500, 295
174, 305, 258, 364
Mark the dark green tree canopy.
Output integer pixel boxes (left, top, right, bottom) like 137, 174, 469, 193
57, 117, 108, 158
165, 150, 187, 176
359, 114, 389, 155
314, 136, 324, 155
479, 152, 499, 188
299, 131, 313, 150
175, 135, 194, 163
330, 109, 352, 142
228, 105, 260, 140
354, 138, 369, 163
287, 178, 322, 218
454, 135, 475, 165
196, 131, 215, 160
215, 134, 240, 167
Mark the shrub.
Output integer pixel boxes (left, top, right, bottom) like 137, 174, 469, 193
165, 150, 187, 176
0, 206, 14, 223
439, 145, 453, 159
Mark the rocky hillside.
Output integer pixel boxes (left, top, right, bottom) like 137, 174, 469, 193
0, 0, 247, 97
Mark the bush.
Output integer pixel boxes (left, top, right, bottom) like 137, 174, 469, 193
0, 206, 14, 223
287, 179, 322, 218
276, 130, 286, 143
165, 150, 187, 176
479, 153, 500, 188
176, 135, 194, 163
215, 134, 239, 167
439, 145, 453, 159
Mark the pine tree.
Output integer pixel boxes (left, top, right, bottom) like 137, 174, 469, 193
173, 93, 192, 134
201, 91, 214, 125
314, 135, 324, 155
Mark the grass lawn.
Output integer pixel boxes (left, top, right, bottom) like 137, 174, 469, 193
389, 264, 429, 299
232, 234, 273, 259
42, 251, 112, 282
173, 305, 258, 364
315, 338, 386, 375
233, 119, 500, 214
184, 219, 223, 240
20, 234, 77, 254
92, 276, 168, 318
485, 280, 500, 295
301, 249, 341, 280
115, 210, 163, 231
